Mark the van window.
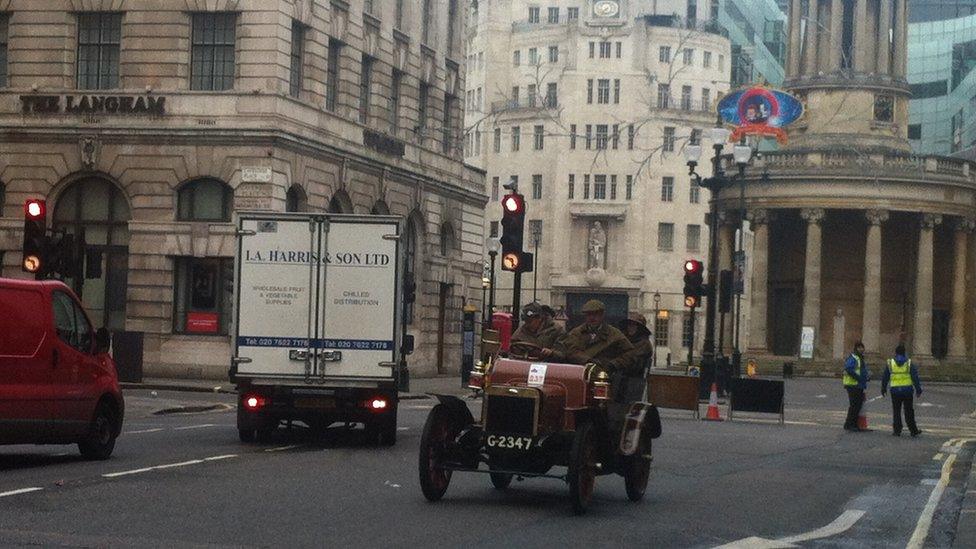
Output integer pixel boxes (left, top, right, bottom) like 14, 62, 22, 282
52, 291, 93, 353
0, 287, 46, 357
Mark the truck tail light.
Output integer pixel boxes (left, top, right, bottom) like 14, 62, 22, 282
243, 394, 268, 411
367, 397, 388, 411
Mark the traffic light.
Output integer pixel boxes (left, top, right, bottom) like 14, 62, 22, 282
500, 192, 530, 273
683, 259, 704, 308
22, 199, 47, 275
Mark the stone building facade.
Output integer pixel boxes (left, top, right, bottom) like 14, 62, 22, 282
464, 0, 734, 365
0, 0, 486, 379
726, 0, 976, 379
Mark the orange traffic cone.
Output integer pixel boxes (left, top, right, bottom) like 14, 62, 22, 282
857, 398, 870, 430
703, 382, 723, 422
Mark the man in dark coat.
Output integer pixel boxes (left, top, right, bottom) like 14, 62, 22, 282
552, 299, 634, 372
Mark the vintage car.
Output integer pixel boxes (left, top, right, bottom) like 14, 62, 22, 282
418, 340, 661, 514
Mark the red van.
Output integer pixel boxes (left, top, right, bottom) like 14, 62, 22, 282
0, 278, 124, 459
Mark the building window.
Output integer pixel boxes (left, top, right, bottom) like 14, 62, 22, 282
548, 7, 559, 23
657, 83, 670, 109
546, 82, 558, 107
589, 41, 595, 59
511, 126, 520, 151
532, 174, 542, 199
528, 6, 540, 23
627, 124, 635, 149
359, 54, 374, 124
659, 46, 671, 63
681, 85, 693, 110
390, 69, 402, 131
719, 54, 725, 71
511, 85, 520, 103
658, 222, 674, 251
599, 41, 611, 58
682, 314, 694, 348
422, 0, 432, 44
568, 7, 579, 20
491, 176, 500, 201
396, 0, 405, 29
595, 124, 609, 149
661, 176, 674, 202
190, 12, 236, 91
447, 0, 458, 52
690, 177, 700, 204
625, 175, 633, 200
613, 79, 620, 103
0, 15, 8, 87
568, 174, 575, 199
570, 124, 577, 149
616, 42, 622, 58
683, 48, 693, 65
513, 50, 521, 66
587, 79, 593, 104
174, 258, 234, 335
77, 12, 122, 90
286, 185, 307, 212
597, 79, 610, 104
529, 47, 538, 65
529, 220, 543, 245
442, 94, 455, 153
177, 178, 233, 221
585, 124, 592, 149
703, 50, 712, 68
289, 21, 305, 98
874, 94, 894, 122
594, 175, 607, 199
655, 316, 669, 347
533, 125, 544, 150
583, 174, 590, 199
418, 82, 430, 132
612, 124, 619, 149
493, 127, 501, 152
326, 38, 341, 111
908, 124, 922, 140
702, 88, 711, 111
610, 175, 617, 199
490, 221, 499, 237
663, 127, 676, 152
527, 83, 537, 105
549, 45, 559, 63
686, 224, 701, 252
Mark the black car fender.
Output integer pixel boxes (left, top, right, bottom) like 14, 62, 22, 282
618, 403, 662, 456
429, 394, 476, 426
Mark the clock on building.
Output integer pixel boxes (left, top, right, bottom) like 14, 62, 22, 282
593, 0, 619, 18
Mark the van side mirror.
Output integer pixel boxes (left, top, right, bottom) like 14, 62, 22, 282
95, 328, 112, 354
402, 334, 415, 356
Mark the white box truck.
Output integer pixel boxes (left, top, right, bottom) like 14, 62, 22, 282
230, 212, 410, 445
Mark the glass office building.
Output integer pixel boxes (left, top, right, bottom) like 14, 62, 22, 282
719, 0, 788, 87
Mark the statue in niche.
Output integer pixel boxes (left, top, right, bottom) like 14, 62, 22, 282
588, 221, 607, 270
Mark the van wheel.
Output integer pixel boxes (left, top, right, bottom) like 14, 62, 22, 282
256, 427, 275, 443
79, 403, 117, 460
238, 429, 256, 443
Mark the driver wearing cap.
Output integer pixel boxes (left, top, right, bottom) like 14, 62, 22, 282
552, 299, 633, 372
510, 302, 561, 357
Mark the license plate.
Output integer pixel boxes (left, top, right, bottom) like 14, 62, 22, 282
486, 434, 533, 450
294, 397, 335, 409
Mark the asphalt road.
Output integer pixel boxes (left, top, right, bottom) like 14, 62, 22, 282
1, 379, 975, 548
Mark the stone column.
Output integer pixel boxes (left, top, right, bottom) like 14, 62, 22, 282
877, 0, 892, 75
803, 0, 819, 75
788, 0, 803, 77
862, 209, 888, 356
828, 0, 844, 71
747, 209, 770, 353
852, 0, 869, 71
893, 0, 908, 77
718, 214, 735, 354
948, 218, 974, 358
801, 208, 825, 355
913, 213, 942, 357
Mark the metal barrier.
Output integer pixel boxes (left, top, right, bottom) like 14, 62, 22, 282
728, 377, 785, 423
648, 373, 700, 418
112, 331, 144, 383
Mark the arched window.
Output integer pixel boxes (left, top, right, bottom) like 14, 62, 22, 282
370, 200, 390, 215
440, 221, 455, 257
53, 177, 131, 330
177, 178, 233, 221
328, 190, 352, 214
286, 185, 308, 212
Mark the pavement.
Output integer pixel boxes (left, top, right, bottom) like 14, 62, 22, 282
1, 377, 975, 547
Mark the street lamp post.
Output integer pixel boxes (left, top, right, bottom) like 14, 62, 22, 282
731, 144, 754, 375
486, 237, 501, 329
653, 291, 661, 368
531, 227, 541, 302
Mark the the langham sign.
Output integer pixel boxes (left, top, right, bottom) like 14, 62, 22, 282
19, 94, 166, 116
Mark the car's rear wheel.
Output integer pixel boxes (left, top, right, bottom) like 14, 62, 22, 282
568, 422, 596, 515
78, 402, 117, 460
624, 438, 651, 502
418, 404, 459, 501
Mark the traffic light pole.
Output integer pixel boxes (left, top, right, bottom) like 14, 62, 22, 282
512, 271, 522, 330
687, 304, 696, 366
701, 142, 725, 371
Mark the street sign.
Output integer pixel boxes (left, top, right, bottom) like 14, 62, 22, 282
799, 326, 815, 359
733, 251, 746, 295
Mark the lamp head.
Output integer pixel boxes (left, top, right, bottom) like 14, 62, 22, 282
709, 127, 732, 145
733, 144, 753, 165
683, 144, 702, 164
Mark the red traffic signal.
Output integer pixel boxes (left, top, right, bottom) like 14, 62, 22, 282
502, 193, 524, 214
684, 259, 703, 274
25, 199, 46, 220
683, 259, 704, 309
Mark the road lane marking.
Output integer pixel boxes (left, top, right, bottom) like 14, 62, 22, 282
0, 487, 43, 498
906, 451, 959, 549
715, 509, 865, 548
103, 454, 238, 478
173, 424, 217, 431
264, 445, 302, 453
125, 428, 164, 434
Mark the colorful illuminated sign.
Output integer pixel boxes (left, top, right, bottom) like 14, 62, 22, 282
717, 87, 804, 144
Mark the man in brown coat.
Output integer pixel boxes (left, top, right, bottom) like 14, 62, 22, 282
510, 302, 561, 356
552, 299, 634, 372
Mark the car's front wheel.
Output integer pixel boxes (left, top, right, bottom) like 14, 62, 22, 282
79, 402, 118, 460
418, 404, 460, 501
568, 422, 597, 515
